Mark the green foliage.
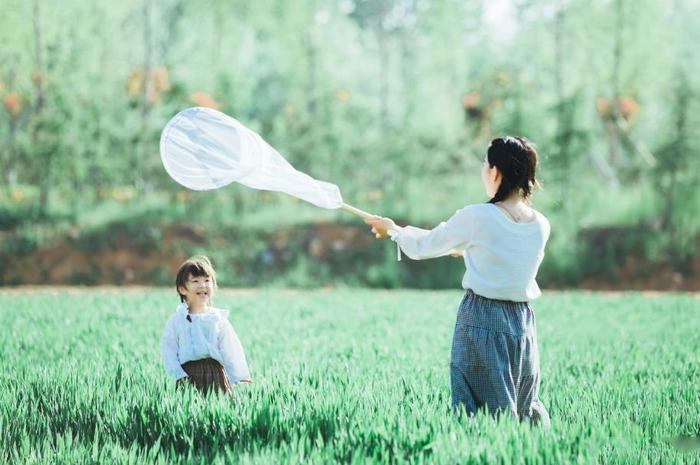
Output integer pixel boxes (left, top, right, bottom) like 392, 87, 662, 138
365, 245, 402, 289
0, 0, 699, 286
1, 289, 699, 464
0, 202, 40, 230
1, 229, 41, 256
650, 69, 700, 264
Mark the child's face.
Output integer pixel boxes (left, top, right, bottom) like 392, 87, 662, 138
179, 273, 214, 306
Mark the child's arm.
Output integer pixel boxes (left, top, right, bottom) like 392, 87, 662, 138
219, 319, 252, 384
161, 316, 189, 381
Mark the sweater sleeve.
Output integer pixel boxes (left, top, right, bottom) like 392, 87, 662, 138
161, 316, 189, 381
390, 207, 474, 260
218, 318, 251, 384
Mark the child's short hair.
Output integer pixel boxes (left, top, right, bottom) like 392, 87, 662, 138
175, 255, 218, 303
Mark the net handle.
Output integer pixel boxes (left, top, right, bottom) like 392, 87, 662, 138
341, 203, 375, 219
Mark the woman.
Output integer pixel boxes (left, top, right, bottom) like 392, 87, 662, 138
366, 136, 550, 426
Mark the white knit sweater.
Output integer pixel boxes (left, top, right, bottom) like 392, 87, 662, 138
390, 203, 550, 302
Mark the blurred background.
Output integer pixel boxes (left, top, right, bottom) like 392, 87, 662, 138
0, 0, 698, 289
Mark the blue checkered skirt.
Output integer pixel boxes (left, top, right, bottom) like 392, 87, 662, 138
450, 290, 550, 426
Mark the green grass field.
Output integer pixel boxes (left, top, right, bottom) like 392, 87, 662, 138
1, 289, 699, 464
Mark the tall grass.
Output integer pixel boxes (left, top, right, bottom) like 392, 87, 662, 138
1, 289, 698, 464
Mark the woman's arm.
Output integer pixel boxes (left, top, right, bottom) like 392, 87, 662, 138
365, 207, 473, 260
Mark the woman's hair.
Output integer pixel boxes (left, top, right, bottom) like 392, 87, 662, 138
175, 255, 218, 303
486, 136, 539, 203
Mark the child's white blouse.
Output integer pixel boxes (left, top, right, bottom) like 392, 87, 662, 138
389, 203, 550, 302
161, 304, 251, 383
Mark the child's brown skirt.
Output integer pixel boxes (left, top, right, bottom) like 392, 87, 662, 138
180, 358, 232, 394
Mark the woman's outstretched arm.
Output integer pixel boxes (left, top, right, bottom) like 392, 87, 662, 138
365, 207, 473, 260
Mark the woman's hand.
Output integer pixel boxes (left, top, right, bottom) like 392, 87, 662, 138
364, 216, 397, 239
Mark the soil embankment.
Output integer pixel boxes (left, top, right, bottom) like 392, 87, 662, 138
2, 222, 698, 290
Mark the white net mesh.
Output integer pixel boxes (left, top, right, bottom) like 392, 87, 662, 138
160, 107, 343, 209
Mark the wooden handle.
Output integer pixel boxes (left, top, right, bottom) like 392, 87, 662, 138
340, 203, 375, 219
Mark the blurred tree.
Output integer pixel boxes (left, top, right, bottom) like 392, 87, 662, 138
652, 0, 700, 264
30, 0, 51, 217
0, 0, 698, 285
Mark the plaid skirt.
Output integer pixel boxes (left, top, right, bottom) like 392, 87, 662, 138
450, 290, 550, 427
180, 358, 232, 395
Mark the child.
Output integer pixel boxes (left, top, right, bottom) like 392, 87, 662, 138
366, 136, 550, 427
161, 255, 251, 394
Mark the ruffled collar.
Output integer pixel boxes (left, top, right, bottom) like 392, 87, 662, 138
176, 303, 229, 319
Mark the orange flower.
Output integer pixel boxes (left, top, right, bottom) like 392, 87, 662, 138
189, 91, 222, 110
127, 69, 144, 98
151, 67, 170, 94
3, 92, 21, 117
32, 69, 42, 84
335, 89, 350, 102
10, 188, 26, 203
462, 92, 480, 109
617, 96, 640, 121
595, 97, 611, 118
127, 66, 170, 103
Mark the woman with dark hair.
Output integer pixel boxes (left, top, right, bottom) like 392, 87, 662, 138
365, 136, 550, 426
